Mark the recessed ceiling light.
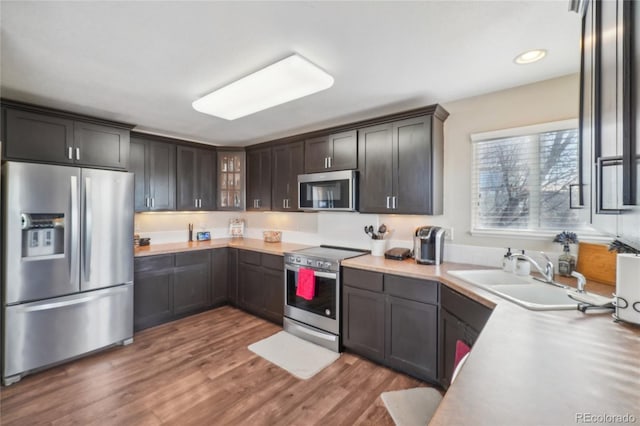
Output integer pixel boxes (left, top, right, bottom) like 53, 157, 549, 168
192, 54, 334, 120
514, 49, 547, 65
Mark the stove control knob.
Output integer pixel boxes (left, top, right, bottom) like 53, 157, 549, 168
324, 262, 332, 269
317, 261, 323, 268
306, 259, 313, 266
295, 257, 301, 263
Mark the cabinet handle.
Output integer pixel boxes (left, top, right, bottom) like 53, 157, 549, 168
199, 199, 202, 208
386, 196, 390, 209
75, 147, 80, 161
145, 197, 150, 208
392, 196, 397, 209
283, 199, 286, 209
68, 146, 73, 160
151, 198, 155, 208
195, 199, 198, 208
324, 157, 327, 168
328, 157, 332, 168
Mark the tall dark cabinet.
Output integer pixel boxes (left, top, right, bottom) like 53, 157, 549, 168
578, 0, 640, 245
358, 109, 446, 214
272, 141, 304, 211
130, 134, 176, 212
246, 147, 272, 211
176, 145, 216, 211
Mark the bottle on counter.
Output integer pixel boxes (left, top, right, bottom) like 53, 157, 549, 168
558, 244, 576, 276
502, 247, 514, 272
515, 250, 530, 276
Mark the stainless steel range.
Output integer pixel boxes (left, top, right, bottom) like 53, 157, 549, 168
284, 245, 367, 352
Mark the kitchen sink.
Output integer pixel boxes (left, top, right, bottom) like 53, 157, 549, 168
448, 269, 579, 311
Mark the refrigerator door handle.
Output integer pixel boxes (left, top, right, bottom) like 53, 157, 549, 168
13, 286, 130, 312
70, 175, 79, 283
84, 176, 92, 281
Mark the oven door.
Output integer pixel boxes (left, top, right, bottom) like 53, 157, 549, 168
284, 264, 340, 334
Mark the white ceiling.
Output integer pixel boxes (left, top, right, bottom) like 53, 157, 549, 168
0, 1, 581, 147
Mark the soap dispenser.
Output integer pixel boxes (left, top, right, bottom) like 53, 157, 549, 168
502, 248, 513, 272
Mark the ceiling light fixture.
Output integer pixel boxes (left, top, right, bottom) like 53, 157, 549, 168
514, 49, 547, 65
192, 54, 334, 120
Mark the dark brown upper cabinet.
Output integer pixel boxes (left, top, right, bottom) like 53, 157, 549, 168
3, 104, 130, 170
246, 147, 272, 211
176, 145, 216, 211
578, 0, 639, 244
272, 141, 304, 211
304, 130, 357, 173
358, 112, 445, 214
130, 134, 176, 212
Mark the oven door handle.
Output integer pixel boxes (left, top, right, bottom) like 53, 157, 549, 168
285, 264, 337, 279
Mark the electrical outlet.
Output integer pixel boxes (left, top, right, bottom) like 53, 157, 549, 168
443, 227, 454, 241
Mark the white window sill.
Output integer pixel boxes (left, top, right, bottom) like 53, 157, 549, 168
470, 227, 614, 243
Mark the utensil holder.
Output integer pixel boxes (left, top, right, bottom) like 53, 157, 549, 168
371, 239, 386, 257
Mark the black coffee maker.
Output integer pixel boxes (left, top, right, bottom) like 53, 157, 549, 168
413, 226, 445, 265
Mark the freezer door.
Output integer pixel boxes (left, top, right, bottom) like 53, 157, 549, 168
80, 169, 134, 291
2, 162, 81, 304
3, 283, 133, 381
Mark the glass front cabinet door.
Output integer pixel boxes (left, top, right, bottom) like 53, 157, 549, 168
217, 151, 245, 210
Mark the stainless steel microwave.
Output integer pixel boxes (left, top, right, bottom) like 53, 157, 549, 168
298, 170, 357, 211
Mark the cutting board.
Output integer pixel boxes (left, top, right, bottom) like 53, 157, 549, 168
576, 242, 617, 286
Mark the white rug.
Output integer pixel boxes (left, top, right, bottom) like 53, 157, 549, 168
248, 331, 340, 380
381, 387, 443, 426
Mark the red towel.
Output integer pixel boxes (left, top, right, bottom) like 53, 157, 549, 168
454, 340, 471, 372
296, 268, 316, 300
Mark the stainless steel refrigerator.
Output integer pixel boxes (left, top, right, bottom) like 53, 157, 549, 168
2, 161, 134, 385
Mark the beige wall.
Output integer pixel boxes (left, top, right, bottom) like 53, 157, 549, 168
137, 73, 581, 255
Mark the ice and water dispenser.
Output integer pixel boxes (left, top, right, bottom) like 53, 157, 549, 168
21, 213, 64, 258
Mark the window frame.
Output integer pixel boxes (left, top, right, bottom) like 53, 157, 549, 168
469, 119, 608, 240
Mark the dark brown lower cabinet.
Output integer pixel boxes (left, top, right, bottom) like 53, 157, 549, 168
439, 286, 492, 389
134, 258, 174, 331
237, 250, 284, 324
342, 268, 439, 382
173, 251, 210, 315
386, 296, 438, 380
211, 248, 229, 306
134, 250, 220, 331
227, 248, 239, 305
343, 286, 386, 363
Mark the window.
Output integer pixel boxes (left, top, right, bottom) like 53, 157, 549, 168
471, 120, 588, 235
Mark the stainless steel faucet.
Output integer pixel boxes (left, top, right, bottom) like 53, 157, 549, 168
571, 271, 587, 293
509, 252, 563, 287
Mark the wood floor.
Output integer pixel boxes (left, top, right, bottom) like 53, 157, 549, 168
0, 306, 435, 425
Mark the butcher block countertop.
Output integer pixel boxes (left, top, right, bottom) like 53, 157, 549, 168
342, 255, 640, 426
134, 238, 310, 257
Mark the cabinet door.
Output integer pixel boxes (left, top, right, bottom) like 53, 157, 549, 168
272, 141, 304, 211
227, 248, 239, 305
304, 135, 331, 172
358, 123, 394, 213
238, 263, 264, 315
439, 309, 467, 389
246, 148, 272, 211
134, 268, 173, 331
342, 286, 385, 363
211, 248, 228, 306
263, 268, 284, 324
198, 149, 216, 210
148, 141, 176, 211
176, 146, 198, 210
5, 108, 74, 164
217, 151, 245, 210
394, 116, 438, 214
130, 138, 149, 212
385, 296, 438, 381
328, 130, 357, 170
173, 263, 209, 315
73, 121, 129, 169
